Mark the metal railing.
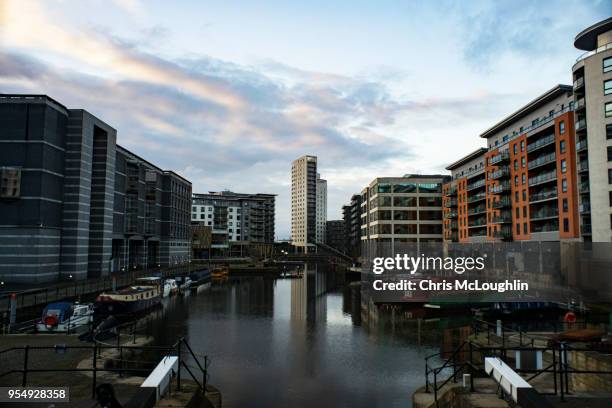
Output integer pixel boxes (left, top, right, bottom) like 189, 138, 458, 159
528, 171, 556, 187
575, 42, 612, 63
528, 152, 556, 170
0, 337, 209, 398
527, 134, 555, 154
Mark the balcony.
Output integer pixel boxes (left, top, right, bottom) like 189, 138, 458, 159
467, 179, 486, 191
578, 160, 589, 173
575, 97, 585, 112
445, 185, 457, 196
528, 152, 556, 170
573, 76, 584, 91
448, 220, 458, 229
575, 119, 587, 132
581, 224, 592, 235
531, 222, 559, 233
490, 166, 510, 180
489, 181, 511, 194
579, 182, 590, 194
449, 232, 458, 241
579, 202, 591, 214
444, 198, 458, 208
527, 134, 555, 153
529, 190, 557, 203
492, 228, 513, 240
492, 197, 512, 208
467, 206, 487, 216
445, 211, 458, 219
576, 140, 588, 153
491, 213, 512, 224
530, 208, 559, 221
467, 192, 486, 203
490, 151, 510, 165
528, 171, 556, 187
468, 218, 487, 228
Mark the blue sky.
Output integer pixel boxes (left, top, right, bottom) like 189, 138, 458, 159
0, 0, 609, 238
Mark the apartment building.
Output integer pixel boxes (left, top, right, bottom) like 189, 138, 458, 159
360, 175, 449, 244
342, 193, 362, 260
444, 85, 578, 242
0, 94, 192, 283
572, 18, 612, 242
191, 191, 275, 256
316, 174, 327, 243
291, 155, 317, 251
443, 148, 488, 242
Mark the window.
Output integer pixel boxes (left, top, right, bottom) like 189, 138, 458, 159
562, 179, 567, 192
549, 110, 554, 117
520, 141, 525, 152
610, 191, 612, 206
609, 169, 612, 184
559, 121, 565, 134
608, 124, 612, 140
200, 214, 204, 219
515, 207, 520, 218
563, 199, 568, 212
192, 206, 196, 212
0, 167, 21, 198
604, 57, 612, 73
605, 79, 612, 95
522, 190, 526, 201
514, 176, 519, 186
522, 174, 526, 185
513, 144, 517, 154
560, 140, 566, 153
515, 191, 519, 201
523, 222, 528, 234
563, 218, 569, 232
608, 147, 612, 162
514, 160, 518, 170
523, 206, 527, 217
521, 157, 526, 168
606, 102, 612, 118
532, 119, 539, 127
503, 135, 509, 143
516, 223, 520, 235
561, 159, 567, 173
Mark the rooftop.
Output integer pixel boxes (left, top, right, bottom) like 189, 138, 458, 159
445, 148, 487, 170
479, 84, 572, 139
574, 17, 612, 51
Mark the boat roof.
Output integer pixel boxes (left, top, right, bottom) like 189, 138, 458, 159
44, 302, 72, 311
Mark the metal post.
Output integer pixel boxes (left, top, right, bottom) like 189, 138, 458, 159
22, 345, 29, 386
203, 356, 208, 391
433, 370, 438, 403
552, 348, 557, 395
9, 294, 16, 333
119, 346, 123, 378
176, 338, 182, 391
425, 361, 429, 393
92, 344, 98, 398
469, 342, 475, 392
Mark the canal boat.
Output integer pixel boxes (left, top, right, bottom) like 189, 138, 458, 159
175, 276, 192, 294
94, 285, 161, 317
36, 302, 94, 333
211, 266, 229, 280
137, 276, 174, 298
165, 278, 178, 296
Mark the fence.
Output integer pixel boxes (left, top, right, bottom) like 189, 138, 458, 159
0, 337, 209, 399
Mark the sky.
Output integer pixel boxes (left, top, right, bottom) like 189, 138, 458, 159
0, 0, 610, 239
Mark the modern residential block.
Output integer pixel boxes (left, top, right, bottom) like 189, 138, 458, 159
316, 174, 327, 244
360, 175, 449, 245
342, 193, 362, 260
444, 86, 579, 242
572, 17, 612, 242
291, 155, 318, 251
191, 191, 275, 257
0, 94, 191, 283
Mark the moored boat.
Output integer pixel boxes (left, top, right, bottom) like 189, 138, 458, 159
94, 285, 161, 317
36, 302, 94, 333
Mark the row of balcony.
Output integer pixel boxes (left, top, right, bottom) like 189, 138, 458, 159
528, 152, 556, 170
467, 206, 486, 216
526, 134, 555, 154
529, 189, 557, 203
490, 151, 510, 165
467, 192, 486, 203
491, 212, 512, 224
576, 140, 588, 153
489, 181, 511, 194
530, 208, 559, 221
444, 198, 458, 208
492, 227, 513, 240
528, 171, 556, 187
575, 118, 587, 132
578, 160, 589, 172
573, 76, 584, 91
492, 197, 512, 208
467, 178, 486, 191
489, 166, 510, 180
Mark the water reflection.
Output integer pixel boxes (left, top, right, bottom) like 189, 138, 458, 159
147, 263, 470, 407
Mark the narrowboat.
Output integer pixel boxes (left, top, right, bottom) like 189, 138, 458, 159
94, 285, 161, 317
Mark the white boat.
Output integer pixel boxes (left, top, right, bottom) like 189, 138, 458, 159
137, 276, 173, 298
165, 279, 178, 296
175, 276, 192, 295
36, 302, 93, 333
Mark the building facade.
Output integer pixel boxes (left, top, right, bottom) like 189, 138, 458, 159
0, 94, 191, 283
360, 175, 449, 245
316, 174, 327, 243
342, 193, 362, 260
191, 191, 275, 257
572, 18, 612, 242
291, 155, 317, 251
325, 220, 345, 253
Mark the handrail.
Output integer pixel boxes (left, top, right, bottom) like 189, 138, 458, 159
575, 42, 612, 62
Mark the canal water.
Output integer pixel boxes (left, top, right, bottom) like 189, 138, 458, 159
147, 264, 470, 408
